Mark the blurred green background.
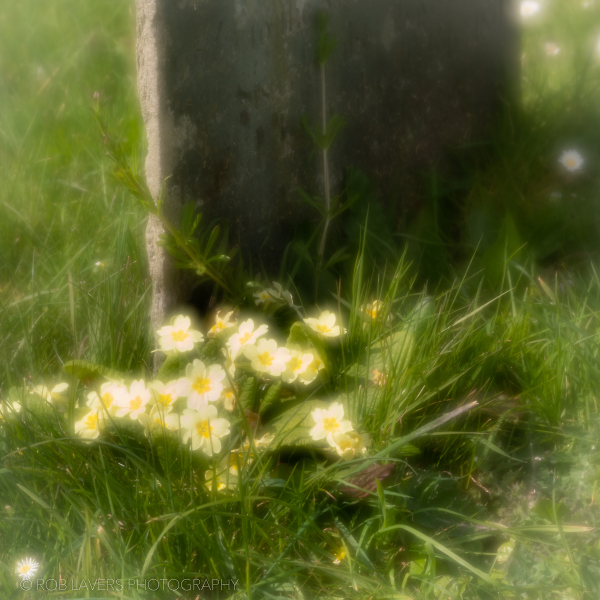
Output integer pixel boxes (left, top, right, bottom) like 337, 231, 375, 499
0, 0, 152, 389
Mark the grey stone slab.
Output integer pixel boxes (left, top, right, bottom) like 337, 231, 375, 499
136, 0, 519, 335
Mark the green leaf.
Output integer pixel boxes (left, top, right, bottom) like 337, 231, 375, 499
481, 212, 523, 288
155, 354, 188, 382
63, 360, 127, 384
532, 499, 568, 524
270, 399, 329, 447
260, 381, 282, 414
239, 377, 258, 411
404, 296, 435, 339
200, 339, 220, 364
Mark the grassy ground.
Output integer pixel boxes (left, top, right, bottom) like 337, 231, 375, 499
1, 1, 600, 600
0, 0, 151, 388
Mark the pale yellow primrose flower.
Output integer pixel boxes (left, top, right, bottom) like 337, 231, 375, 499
255, 432, 275, 449
544, 42, 560, 56
282, 345, 314, 383
138, 404, 181, 432
559, 149, 584, 172
371, 369, 387, 387
87, 382, 127, 415
254, 289, 273, 306
75, 409, 103, 439
182, 359, 225, 409
114, 380, 151, 420
208, 310, 237, 338
520, 1, 540, 18
364, 300, 384, 319
149, 379, 186, 414
221, 347, 237, 379
204, 468, 232, 492
255, 282, 298, 311
221, 385, 237, 411
309, 402, 353, 447
157, 315, 204, 353
299, 354, 325, 384
304, 311, 345, 337
226, 319, 269, 358
16, 557, 40, 581
0, 400, 21, 420
244, 338, 291, 377
31, 382, 69, 405
333, 548, 346, 565
180, 405, 230, 456
268, 282, 296, 308
332, 430, 370, 461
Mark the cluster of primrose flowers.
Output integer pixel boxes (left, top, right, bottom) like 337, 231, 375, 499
70, 299, 362, 463
2, 281, 384, 496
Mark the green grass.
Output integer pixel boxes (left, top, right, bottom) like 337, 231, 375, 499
0, 0, 151, 388
1, 1, 600, 600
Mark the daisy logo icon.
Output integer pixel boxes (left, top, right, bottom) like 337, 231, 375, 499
16, 557, 40, 581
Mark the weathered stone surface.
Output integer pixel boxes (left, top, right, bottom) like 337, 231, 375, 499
136, 0, 518, 333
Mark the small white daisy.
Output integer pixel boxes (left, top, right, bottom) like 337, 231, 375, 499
15, 557, 40, 580
520, 1, 541, 18
544, 42, 560, 56
559, 149, 584, 172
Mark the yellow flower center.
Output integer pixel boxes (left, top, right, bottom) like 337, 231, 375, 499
216, 321, 225, 330
196, 420, 212, 439
85, 413, 98, 431
239, 332, 252, 344
323, 417, 339, 432
171, 329, 189, 342
288, 357, 303, 372
258, 351, 273, 366
566, 158, 576, 168
192, 377, 211, 395
129, 396, 142, 411
101, 393, 113, 408
20, 565, 31, 574
157, 393, 172, 407
317, 324, 331, 333
153, 417, 164, 427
